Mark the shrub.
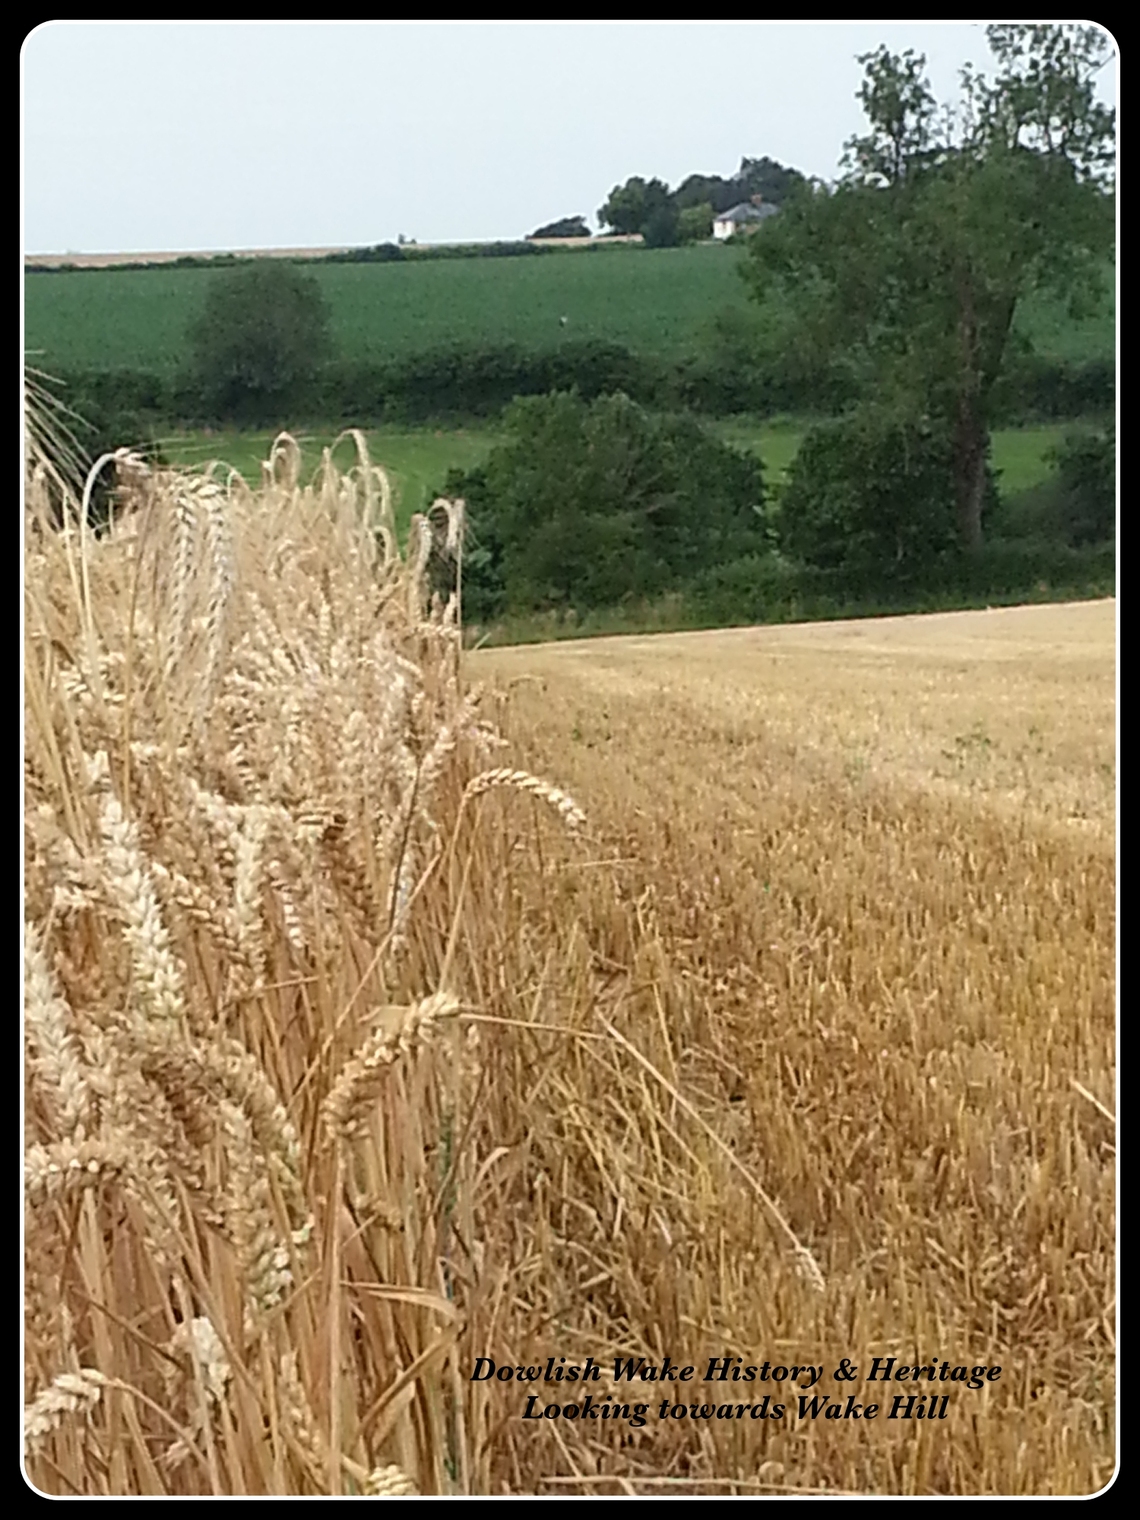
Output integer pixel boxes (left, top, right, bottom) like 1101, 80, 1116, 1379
778, 411, 999, 572
992, 353, 1115, 423
684, 551, 800, 624
445, 391, 766, 613
1050, 423, 1115, 546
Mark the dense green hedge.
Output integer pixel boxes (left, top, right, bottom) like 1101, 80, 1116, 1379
469, 543, 1115, 646
50, 343, 1111, 431
776, 413, 1002, 572
685, 542, 1115, 627
321, 240, 552, 263
991, 354, 1115, 422
52, 342, 661, 429
316, 341, 658, 423
26, 238, 641, 277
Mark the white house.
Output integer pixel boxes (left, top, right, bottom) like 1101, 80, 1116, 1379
712, 197, 780, 241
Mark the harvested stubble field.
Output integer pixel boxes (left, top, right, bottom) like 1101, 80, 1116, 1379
23, 420, 1114, 1496
471, 600, 1116, 1495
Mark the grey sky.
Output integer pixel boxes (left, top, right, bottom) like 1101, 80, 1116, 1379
22, 20, 1118, 256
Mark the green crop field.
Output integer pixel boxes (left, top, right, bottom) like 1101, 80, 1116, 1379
24, 247, 747, 375
24, 245, 1115, 377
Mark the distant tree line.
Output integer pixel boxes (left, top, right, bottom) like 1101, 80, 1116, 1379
597, 157, 809, 245
25, 237, 640, 278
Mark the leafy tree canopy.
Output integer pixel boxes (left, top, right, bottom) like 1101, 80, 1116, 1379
677, 203, 714, 243
529, 216, 591, 239
598, 158, 807, 239
597, 176, 674, 238
188, 259, 333, 424
672, 157, 808, 213
742, 24, 1115, 551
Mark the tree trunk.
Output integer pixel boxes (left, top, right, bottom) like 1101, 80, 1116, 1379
953, 396, 987, 552
953, 267, 992, 553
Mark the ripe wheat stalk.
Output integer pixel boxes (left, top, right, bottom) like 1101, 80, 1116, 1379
23, 407, 591, 1495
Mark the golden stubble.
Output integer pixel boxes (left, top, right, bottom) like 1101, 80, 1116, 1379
470, 599, 1115, 1495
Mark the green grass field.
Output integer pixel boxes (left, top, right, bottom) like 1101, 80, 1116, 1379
715, 418, 1087, 495
160, 424, 500, 531
160, 418, 1082, 520
712, 417, 806, 486
25, 245, 1115, 377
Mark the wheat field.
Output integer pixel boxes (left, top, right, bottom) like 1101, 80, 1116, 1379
23, 421, 1114, 1495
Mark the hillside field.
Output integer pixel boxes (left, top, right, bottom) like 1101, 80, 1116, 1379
24, 244, 1116, 377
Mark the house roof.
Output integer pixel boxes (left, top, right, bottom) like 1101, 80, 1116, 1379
715, 201, 779, 223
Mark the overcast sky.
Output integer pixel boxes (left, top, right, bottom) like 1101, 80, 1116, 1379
22, 21, 1118, 256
